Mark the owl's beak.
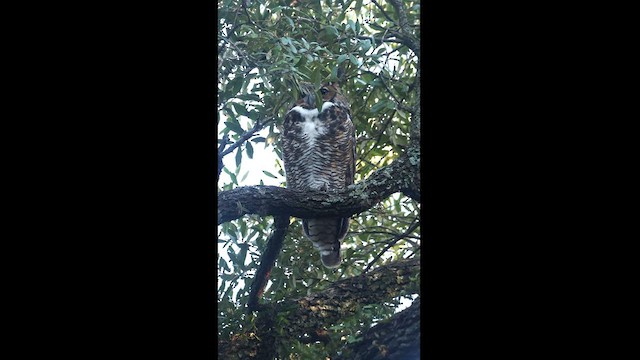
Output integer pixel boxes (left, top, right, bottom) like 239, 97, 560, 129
302, 92, 316, 108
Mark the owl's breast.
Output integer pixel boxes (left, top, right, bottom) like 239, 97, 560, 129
283, 102, 351, 190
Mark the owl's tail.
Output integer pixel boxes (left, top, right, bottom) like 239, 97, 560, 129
302, 217, 349, 268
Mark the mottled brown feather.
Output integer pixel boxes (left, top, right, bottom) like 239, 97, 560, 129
281, 82, 355, 268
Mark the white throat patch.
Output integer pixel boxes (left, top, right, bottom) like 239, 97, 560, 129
288, 102, 335, 146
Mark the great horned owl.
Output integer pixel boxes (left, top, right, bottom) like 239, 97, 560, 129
281, 82, 356, 268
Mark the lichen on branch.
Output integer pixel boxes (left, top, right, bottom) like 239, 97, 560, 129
217, 149, 420, 225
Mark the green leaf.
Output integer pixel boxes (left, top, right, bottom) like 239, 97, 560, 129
316, 90, 324, 112
321, 26, 339, 42
354, 0, 363, 13
262, 170, 277, 178
311, 67, 322, 87
348, 19, 356, 34
246, 230, 259, 243
285, 16, 295, 30
360, 39, 371, 52
331, 66, 338, 81
337, 54, 348, 64
219, 257, 230, 272
235, 147, 242, 168
227, 76, 244, 96
246, 141, 254, 159
370, 99, 388, 113
394, 135, 408, 146
227, 247, 238, 264
349, 54, 359, 66
369, 22, 386, 31
238, 244, 248, 271
239, 220, 247, 238
232, 103, 250, 118
222, 167, 234, 178
236, 93, 261, 102
224, 120, 244, 135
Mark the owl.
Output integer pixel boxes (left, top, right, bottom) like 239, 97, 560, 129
281, 82, 356, 268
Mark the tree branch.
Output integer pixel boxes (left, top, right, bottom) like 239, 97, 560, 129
335, 297, 421, 360
217, 150, 420, 225
386, 0, 419, 55
217, 134, 231, 182
387, 0, 410, 37
218, 258, 420, 359
219, 117, 275, 158
280, 257, 419, 329
247, 215, 290, 311
363, 219, 420, 273
370, 0, 397, 26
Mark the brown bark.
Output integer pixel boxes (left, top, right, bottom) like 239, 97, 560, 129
336, 297, 421, 360
218, 258, 420, 359
217, 148, 420, 225
247, 215, 290, 311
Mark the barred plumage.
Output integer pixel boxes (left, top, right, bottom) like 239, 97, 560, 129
281, 82, 355, 268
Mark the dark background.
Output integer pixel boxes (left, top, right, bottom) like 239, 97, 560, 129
6, 1, 606, 358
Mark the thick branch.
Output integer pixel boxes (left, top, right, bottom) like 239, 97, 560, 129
335, 297, 421, 360
283, 257, 420, 323
409, 66, 421, 143
247, 216, 290, 311
387, 0, 419, 55
218, 258, 420, 359
217, 150, 420, 225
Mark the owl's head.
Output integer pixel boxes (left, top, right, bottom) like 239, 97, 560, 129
319, 82, 340, 101
320, 82, 350, 113
292, 81, 350, 112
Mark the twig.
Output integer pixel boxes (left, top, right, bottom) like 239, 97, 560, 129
217, 134, 230, 182
363, 219, 420, 273
370, 0, 397, 26
219, 117, 275, 158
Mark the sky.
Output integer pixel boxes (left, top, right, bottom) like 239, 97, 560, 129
218, 127, 283, 188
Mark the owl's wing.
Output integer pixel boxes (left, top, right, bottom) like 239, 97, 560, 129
345, 111, 356, 187
319, 103, 356, 187
317, 103, 355, 244
281, 108, 303, 190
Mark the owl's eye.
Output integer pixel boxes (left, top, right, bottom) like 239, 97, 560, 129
320, 88, 329, 95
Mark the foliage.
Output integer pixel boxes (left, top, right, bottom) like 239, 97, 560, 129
217, 0, 420, 358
